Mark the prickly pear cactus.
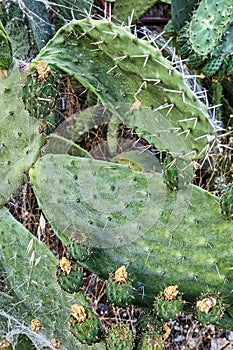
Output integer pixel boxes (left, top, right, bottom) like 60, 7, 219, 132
29, 154, 233, 308
105, 266, 134, 307
0, 67, 42, 206
105, 324, 135, 350
194, 290, 225, 325
31, 18, 216, 159
220, 183, 233, 220
0, 19, 12, 69
153, 286, 184, 321
56, 258, 83, 293
69, 304, 103, 345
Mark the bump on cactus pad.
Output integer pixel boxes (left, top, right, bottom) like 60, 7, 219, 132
105, 324, 135, 350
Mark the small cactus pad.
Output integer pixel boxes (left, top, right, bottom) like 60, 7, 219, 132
105, 324, 135, 350
137, 330, 165, 350
106, 266, 134, 307
220, 183, 233, 220
67, 240, 92, 262
194, 291, 225, 325
56, 259, 83, 293
162, 153, 179, 191
153, 286, 184, 321
69, 304, 102, 345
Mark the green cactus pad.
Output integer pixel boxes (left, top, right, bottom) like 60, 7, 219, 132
106, 277, 134, 307
162, 153, 179, 191
189, 0, 233, 56
220, 183, 233, 220
194, 291, 225, 325
202, 56, 225, 76
69, 307, 102, 345
153, 290, 184, 322
0, 68, 42, 206
67, 240, 92, 262
30, 154, 233, 308
105, 324, 135, 350
22, 63, 66, 133
0, 207, 100, 349
113, 0, 158, 23
137, 330, 165, 350
137, 312, 163, 335
31, 18, 216, 159
56, 261, 83, 293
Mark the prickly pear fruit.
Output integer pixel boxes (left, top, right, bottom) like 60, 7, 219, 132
56, 257, 83, 293
69, 304, 102, 345
153, 285, 184, 321
194, 290, 225, 325
106, 266, 134, 307
105, 324, 135, 350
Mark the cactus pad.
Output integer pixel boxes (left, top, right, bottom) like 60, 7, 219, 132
30, 154, 233, 307
56, 259, 83, 293
153, 286, 184, 321
220, 183, 233, 220
0, 68, 42, 206
194, 291, 225, 325
69, 304, 102, 345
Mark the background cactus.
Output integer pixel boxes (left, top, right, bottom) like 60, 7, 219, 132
220, 183, 233, 220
